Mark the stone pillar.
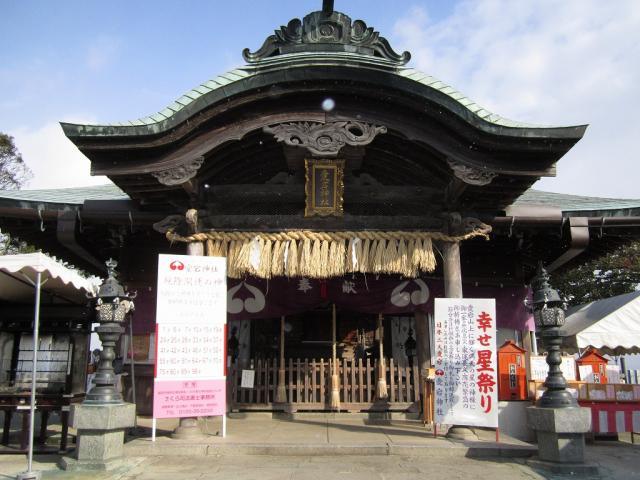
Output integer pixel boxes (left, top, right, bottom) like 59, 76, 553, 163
172, 221, 208, 439
59, 403, 136, 471
527, 407, 592, 465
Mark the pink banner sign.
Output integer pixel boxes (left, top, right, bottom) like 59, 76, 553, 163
153, 379, 226, 419
434, 298, 498, 428
154, 254, 227, 420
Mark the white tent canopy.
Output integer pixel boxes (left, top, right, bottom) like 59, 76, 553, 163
0, 252, 99, 304
0, 252, 100, 476
560, 290, 640, 355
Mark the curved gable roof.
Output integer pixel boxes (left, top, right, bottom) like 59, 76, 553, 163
61, 54, 584, 140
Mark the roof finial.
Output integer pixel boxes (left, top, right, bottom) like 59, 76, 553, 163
243, 2, 411, 65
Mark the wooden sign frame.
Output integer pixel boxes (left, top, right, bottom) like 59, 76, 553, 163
304, 158, 344, 217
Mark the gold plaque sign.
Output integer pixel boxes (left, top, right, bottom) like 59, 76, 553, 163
304, 159, 344, 217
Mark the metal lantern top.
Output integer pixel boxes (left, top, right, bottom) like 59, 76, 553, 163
527, 262, 566, 328
92, 259, 135, 323
530, 262, 563, 308
97, 258, 126, 299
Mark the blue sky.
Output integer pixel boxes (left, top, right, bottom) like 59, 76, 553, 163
2, 0, 640, 197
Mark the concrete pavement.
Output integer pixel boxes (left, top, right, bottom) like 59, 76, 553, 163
2, 447, 639, 480
1, 414, 638, 479
123, 414, 535, 458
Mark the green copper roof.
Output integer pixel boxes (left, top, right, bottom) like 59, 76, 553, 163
107, 68, 252, 128
513, 189, 640, 212
0, 184, 128, 205
1, 185, 638, 217
100, 62, 542, 130
62, 52, 579, 138
61, 6, 586, 142
396, 69, 549, 129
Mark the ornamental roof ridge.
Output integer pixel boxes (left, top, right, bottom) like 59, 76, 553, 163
242, 4, 410, 65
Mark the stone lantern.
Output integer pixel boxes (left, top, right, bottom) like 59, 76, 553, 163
86, 258, 135, 404
526, 262, 575, 408
60, 259, 137, 472
525, 263, 594, 473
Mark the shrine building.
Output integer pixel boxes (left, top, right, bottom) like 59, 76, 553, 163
2, 2, 640, 421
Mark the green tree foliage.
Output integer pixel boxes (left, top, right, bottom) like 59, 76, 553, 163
552, 241, 640, 306
0, 233, 36, 256
1, 132, 32, 190
1, 132, 33, 254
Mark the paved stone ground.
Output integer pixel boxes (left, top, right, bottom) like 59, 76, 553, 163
0, 454, 558, 480
1, 416, 638, 480
1, 441, 639, 480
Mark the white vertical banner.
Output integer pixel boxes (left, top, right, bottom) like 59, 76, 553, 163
153, 254, 227, 419
434, 298, 498, 428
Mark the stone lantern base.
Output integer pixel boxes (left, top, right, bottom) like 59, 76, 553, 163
59, 403, 136, 471
526, 406, 597, 474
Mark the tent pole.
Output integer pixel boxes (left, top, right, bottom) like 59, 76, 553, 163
26, 271, 42, 478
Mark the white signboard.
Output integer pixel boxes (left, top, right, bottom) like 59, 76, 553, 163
241, 369, 255, 389
606, 365, 621, 384
153, 254, 227, 419
434, 298, 498, 428
578, 365, 595, 383
530, 356, 577, 381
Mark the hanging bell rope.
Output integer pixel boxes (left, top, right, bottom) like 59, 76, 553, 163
166, 226, 491, 279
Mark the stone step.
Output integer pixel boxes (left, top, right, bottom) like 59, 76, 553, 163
227, 411, 422, 421
123, 439, 536, 458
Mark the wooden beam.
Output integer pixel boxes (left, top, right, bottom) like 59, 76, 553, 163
206, 184, 441, 203
199, 214, 444, 231
445, 178, 467, 206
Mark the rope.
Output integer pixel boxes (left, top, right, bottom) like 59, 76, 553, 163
165, 226, 491, 279
166, 227, 491, 244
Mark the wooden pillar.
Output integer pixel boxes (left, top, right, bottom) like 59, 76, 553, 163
186, 242, 204, 257
275, 316, 287, 403
330, 304, 340, 410
442, 216, 477, 439
376, 314, 388, 400
59, 408, 69, 452
173, 209, 207, 439
414, 311, 431, 381
443, 241, 463, 299
38, 410, 50, 445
